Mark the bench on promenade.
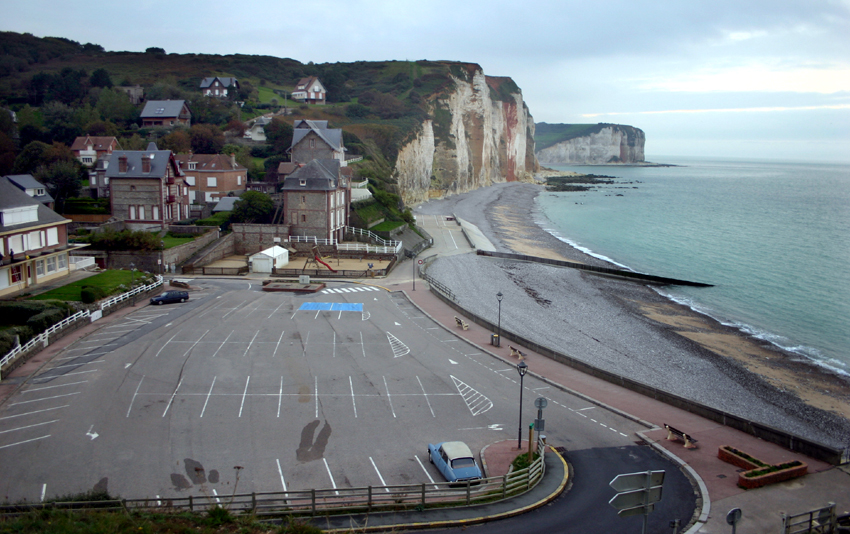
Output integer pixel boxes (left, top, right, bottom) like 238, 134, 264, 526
664, 423, 698, 449
509, 345, 526, 361
454, 316, 469, 331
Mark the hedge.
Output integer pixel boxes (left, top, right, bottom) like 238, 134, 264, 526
81, 286, 107, 304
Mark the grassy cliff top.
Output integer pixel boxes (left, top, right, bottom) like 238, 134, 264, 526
534, 122, 640, 151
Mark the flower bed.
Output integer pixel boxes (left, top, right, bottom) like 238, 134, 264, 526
718, 446, 808, 489
717, 446, 767, 471
738, 461, 808, 489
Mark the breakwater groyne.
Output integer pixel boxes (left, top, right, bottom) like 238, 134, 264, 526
476, 250, 714, 287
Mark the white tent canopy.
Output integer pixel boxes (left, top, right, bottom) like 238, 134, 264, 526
249, 245, 289, 273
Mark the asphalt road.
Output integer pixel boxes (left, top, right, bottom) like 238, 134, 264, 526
0, 278, 649, 505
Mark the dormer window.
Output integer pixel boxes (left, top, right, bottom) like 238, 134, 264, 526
36, 188, 45, 196
188, 162, 196, 170
299, 180, 306, 187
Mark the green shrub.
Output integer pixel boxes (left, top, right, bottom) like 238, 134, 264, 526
81, 286, 107, 304
26, 308, 67, 334
0, 301, 72, 325
0, 326, 34, 354
511, 451, 540, 472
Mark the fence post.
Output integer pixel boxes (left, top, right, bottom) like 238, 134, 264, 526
311, 489, 316, 516
502, 475, 507, 499
367, 486, 372, 513
466, 481, 471, 505
421, 483, 426, 507
189, 494, 193, 512
251, 492, 256, 512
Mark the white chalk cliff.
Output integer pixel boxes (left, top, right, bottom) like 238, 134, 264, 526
536, 125, 645, 165
393, 68, 539, 205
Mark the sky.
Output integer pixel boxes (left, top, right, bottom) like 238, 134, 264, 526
3, 0, 849, 162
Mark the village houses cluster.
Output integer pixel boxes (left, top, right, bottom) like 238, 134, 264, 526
0, 75, 348, 297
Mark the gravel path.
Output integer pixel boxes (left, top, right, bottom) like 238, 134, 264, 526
413, 182, 850, 449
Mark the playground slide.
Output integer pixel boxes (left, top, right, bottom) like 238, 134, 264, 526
314, 254, 337, 272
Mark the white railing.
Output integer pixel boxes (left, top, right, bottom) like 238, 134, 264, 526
0, 276, 163, 380
337, 242, 401, 254
70, 256, 95, 270
344, 226, 401, 248
285, 235, 337, 246
351, 180, 369, 189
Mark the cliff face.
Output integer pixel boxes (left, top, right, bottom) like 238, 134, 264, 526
394, 69, 539, 205
536, 125, 645, 165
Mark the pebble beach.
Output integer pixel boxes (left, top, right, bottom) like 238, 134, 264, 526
413, 181, 850, 450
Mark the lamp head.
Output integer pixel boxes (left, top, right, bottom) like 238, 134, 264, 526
497, 291, 503, 302
517, 360, 528, 377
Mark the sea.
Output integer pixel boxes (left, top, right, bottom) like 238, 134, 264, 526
536, 156, 850, 376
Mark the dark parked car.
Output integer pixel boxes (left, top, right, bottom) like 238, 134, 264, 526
150, 290, 189, 305
428, 441, 483, 483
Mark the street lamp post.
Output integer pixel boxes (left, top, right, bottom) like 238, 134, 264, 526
130, 262, 136, 306
517, 360, 528, 449
496, 291, 503, 346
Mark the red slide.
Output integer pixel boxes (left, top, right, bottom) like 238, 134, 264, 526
314, 254, 337, 272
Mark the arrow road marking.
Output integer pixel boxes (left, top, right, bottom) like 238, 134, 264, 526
86, 425, 99, 440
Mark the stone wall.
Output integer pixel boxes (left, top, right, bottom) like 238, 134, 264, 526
230, 223, 292, 255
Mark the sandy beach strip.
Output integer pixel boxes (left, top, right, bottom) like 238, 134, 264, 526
414, 181, 850, 448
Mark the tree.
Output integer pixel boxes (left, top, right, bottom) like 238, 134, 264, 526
226, 119, 246, 137
0, 132, 16, 175
89, 68, 113, 88
158, 129, 191, 154
42, 102, 82, 145
35, 160, 84, 212
230, 191, 274, 223
84, 120, 119, 137
95, 88, 137, 127
265, 117, 293, 155
189, 124, 225, 154
12, 141, 52, 174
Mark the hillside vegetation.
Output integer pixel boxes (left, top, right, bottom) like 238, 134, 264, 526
0, 32, 499, 205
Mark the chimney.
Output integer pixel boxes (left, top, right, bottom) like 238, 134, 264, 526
142, 154, 151, 174
118, 155, 128, 173
231, 153, 236, 167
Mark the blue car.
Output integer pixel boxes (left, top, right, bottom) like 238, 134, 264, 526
427, 441, 482, 483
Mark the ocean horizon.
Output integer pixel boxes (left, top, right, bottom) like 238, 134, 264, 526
536, 155, 850, 377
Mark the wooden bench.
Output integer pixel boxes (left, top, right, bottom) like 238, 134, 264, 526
509, 345, 526, 361
664, 424, 698, 449
454, 316, 469, 331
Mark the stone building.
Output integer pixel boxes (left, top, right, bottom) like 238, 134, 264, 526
289, 120, 346, 166
174, 153, 247, 203
281, 159, 350, 241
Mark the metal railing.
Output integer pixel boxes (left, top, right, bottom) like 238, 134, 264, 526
0, 276, 163, 380
782, 503, 837, 534
337, 242, 401, 255
344, 226, 401, 249
0, 439, 547, 519
286, 235, 336, 246
69, 256, 95, 270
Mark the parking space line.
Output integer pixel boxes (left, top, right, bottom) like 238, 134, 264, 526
349, 376, 357, 418
211, 331, 234, 358
200, 377, 216, 418
275, 459, 288, 491
0, 435, 50, 450
238, 377, 250, 417
360, 332, 365, 358
162, 377, 184, 417
370, 457, 390, 492
43, 360, 104, 371
323, 458, 339, 495
242, 331, 259, 357
273, 331, 285, 357
333, 332, 336, 357
11, 392, 79, 405
0, 420, 58, 435
383, 376, 396, 418
417, 376, 436, 418
415, 455, 439, 489
24, 381, 88, 393
41, 484, 46, 502
277, 377, 283, 418
315, 376, 318, 418
155, 332, 181, 358
182, 330, 210, 358
127, 376, 145, 417
0, 405, 69, 421
33, 369, 99, 383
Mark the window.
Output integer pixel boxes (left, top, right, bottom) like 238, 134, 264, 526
10, 265, 22, 283
237, 176, 242, 186
301, 214, 306, 223
188, 162, 196, 171
130, 206, 137, 219
153, 206, 160, 220
310, 139, 315, 148
207, 177, 217, 188
37, 188, 45, 196
57, 254, 67, 270
46, 256, 56, 273
299, 180, 306, 187
36, 260, 45, 276
301, 195, 306, 203
331, 195, 335, 209
185, 176, 195, 186
139, 206, 145, 220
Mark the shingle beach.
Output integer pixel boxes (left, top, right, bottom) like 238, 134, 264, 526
414, 181, 850, 450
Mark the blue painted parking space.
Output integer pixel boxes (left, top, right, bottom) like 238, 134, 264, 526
299, 302, 363, 312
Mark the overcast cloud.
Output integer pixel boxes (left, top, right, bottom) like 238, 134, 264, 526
3, 0, 849, 161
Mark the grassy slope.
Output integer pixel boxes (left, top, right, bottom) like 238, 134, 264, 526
533, 123, 606, 151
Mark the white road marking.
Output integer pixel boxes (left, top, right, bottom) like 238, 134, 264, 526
41, 484, 46, 502
242, 331, 259, 357
0, 405, 68, 420
211, 331, 234, 358
370, 457, 390, 492
417, 376, 435, 418
0, 420, 58, 435
314, 376, 319, 418
276, 459, 288, 491
349, 376, 357, 418
200, 377, 216, 418
155, 332, 180, 358
415, 455, 438, 489
24, 381, 88, 393
33, 369, 99, 382
212, 488, 221, 504
127, 376, 144, 417
360, 332, 366, 358
386, 332, 410, 358
383, 376, 396, 418
161, 377, 184, 417
0, 435, 50, 450
448, 359, 458, 365
451, 376, 493, 416
277, 377, 283, 418
238, 376, 250, 417
86, 425, 99, 440
323, 458, 339, 495
273, 330, 285, 357
182, 330, 210, 358
579, 407, 595, 411
12, 392, 79, 405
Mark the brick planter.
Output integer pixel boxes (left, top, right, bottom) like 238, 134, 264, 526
718, 446, 766, 471
737, 461, 808, 489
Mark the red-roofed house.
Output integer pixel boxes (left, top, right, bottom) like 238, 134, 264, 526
71, 136, 122, 168
174, 153, 248, 203
292, 77, 327, 105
